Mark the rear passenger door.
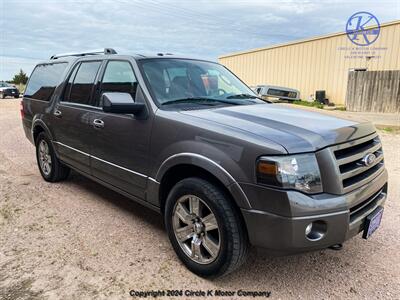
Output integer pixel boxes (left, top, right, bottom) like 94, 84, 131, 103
51, 60, 103, 174
89, 60, 152, 200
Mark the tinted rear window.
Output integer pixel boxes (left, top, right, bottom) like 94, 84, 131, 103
66, 61, 101, 105
24, 63, 68, 101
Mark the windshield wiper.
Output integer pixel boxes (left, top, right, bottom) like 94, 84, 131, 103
226, 93, 257, 99
226, 93, 271, 103
161, 97, 242, 106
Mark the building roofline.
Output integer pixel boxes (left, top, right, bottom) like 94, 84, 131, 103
218, 19, 400, 59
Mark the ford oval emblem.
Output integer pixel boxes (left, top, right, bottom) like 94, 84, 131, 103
361, 153, 376, 167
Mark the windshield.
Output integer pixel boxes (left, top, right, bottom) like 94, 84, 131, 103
139, 58, 264, 108
0, 82, 12, 87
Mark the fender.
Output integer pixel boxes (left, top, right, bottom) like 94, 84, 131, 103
152, 152, 251, 209
31, 117, 54, 143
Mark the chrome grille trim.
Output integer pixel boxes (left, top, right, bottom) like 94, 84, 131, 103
329, 133, 385, 194
349, 189, 386, 224
330, 132, 378, 152
350, 189, 384, 217
342, 165, 384, 193
336, 142, 382, 165
340, 152, 384, 180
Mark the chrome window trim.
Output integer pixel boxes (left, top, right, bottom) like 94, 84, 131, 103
59, 101, 103, 111
53, 141, 147, 179
53, 141, 90, 157
53, 144, 245, 205
91, 155, 147, 178
148, 177, 160, 184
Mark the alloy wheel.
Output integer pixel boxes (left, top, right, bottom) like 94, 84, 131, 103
172, 195, 221, 264
38, 140, 52, 176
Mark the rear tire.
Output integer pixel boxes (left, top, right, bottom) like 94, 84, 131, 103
35, 132, 70, 182
164, 177, 249, 278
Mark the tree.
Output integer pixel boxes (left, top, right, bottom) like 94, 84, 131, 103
11, 69, 29, 85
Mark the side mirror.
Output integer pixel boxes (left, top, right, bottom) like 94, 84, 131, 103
101, 92, 145, 115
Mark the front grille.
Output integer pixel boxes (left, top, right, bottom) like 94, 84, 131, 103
349, 188, 385, 223
332, 133, 384, 193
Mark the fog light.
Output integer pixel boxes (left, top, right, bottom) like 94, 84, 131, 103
305, 221, 327, 241
305, 223, 313, 235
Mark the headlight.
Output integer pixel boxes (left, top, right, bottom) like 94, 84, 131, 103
256, 154, 322, 194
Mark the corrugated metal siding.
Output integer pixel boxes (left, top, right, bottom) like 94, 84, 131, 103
219, 21, 400, 105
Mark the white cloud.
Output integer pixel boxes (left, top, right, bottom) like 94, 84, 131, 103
0, 56, 37, 80
0, 0, 398, 79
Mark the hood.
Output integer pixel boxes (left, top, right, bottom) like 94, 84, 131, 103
180, 104, 376, 153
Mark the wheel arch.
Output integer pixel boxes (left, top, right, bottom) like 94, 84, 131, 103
32, 119, 53, 143
155, 153, 251, 213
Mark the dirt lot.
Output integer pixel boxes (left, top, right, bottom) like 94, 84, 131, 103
0, 99, 399, 299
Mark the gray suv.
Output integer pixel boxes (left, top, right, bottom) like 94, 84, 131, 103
21, 49, 388, 277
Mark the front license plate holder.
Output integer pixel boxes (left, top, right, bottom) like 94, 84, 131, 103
362, 206, 384, 239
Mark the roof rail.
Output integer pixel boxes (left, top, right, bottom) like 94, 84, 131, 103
50, 48, 117, 60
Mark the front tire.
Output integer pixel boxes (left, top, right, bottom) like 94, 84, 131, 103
165, 177, 249, 278
35, 132, 70, 182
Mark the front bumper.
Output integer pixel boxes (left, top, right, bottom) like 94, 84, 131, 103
241, 168, 388, 254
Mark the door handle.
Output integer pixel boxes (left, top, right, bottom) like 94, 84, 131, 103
93, 119, 104, 128
54, 110, 62, 118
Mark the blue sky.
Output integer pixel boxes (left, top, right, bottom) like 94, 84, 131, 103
0, 0, 399, 80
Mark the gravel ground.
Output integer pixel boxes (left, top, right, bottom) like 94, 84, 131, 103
0, 98, 399, 299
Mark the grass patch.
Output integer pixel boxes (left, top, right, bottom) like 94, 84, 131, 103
376, 125, 400, 134
334, 106, 347, 111
292, 100, 324, 109
382, 127, 393, 133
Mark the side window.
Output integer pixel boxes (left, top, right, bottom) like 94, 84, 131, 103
24, 63, 68, 101
66, 61, 101, 105
63, 63, 79, 102
99, 61, 136, 105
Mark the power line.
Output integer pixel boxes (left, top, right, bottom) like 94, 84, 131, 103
127, 0, 296, 40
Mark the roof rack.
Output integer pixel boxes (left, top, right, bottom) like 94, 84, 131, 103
50, 48, 117, 60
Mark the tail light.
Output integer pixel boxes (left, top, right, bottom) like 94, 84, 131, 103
20, 101, 24, 119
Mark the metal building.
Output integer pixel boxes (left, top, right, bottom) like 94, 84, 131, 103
219, 20, 400, 105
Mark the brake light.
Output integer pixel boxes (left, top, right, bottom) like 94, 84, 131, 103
20, 101, 24, 119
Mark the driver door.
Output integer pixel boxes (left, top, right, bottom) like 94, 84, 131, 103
89, 60, 152, 200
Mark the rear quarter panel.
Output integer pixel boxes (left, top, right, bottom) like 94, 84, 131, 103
22, 98, 51, 144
